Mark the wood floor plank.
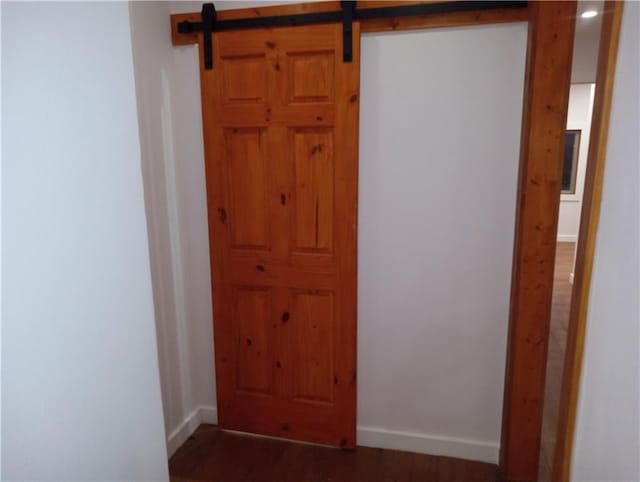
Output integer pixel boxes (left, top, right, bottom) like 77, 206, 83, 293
169, 425, 221, 477
188, 430, 254, 481
271, 442, 326, 482
380, 449, 414, 481
410, 453, 438, 481
233, 435, 289, 482
439, 456, 498, 482
317, 445, 383, 482
169, 425, 497, 482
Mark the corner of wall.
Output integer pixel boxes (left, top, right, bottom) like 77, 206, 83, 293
166, 406, 218, 457
128, 1, 217, 456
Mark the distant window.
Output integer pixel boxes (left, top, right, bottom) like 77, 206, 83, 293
562, 130, 581, 194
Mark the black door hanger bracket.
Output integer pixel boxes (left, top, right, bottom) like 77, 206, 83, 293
177, 1, 528, 70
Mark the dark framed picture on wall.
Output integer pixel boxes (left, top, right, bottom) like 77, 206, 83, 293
562, 129, 581, 194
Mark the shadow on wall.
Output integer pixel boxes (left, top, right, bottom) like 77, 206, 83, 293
129, 1, 217, 456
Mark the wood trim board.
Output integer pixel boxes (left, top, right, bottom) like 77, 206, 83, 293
499, 3, 576, 480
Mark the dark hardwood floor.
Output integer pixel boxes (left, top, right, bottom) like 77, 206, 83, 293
170, 425, 498, 482
538, 242, 575, 481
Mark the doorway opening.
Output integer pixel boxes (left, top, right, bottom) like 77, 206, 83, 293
539, 59, 601, 482
539, 1, 624, 480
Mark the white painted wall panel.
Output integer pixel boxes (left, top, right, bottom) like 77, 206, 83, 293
129, 2, 217, 456
2, 2, 168, 480
558, 83, 595, 243
357, 25, 527, 462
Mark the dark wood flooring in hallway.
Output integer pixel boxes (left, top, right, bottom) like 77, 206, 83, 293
169, 425, 498, 482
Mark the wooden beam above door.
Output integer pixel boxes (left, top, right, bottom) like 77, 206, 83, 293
170, 1, 529, 46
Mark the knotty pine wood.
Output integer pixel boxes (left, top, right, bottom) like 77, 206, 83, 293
499, 2, 576, 480
359, 7, 527, 33
170, 2, 529, 46
200, 23, 359, 447
552, 3, 624, 480
169, 424, 499, 482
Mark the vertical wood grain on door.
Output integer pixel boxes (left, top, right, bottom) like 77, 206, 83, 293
199, 23, 360, 447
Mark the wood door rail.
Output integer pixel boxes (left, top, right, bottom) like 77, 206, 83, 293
170, 1, 530, 46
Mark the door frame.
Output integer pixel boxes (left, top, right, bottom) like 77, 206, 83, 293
170, 2, 616, 480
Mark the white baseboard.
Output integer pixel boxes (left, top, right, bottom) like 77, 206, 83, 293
167, 409, 496, 464
357, 425, 499, 464
557, 234, 577, 243
199, 406, 218, 425
166, 405, 218, 457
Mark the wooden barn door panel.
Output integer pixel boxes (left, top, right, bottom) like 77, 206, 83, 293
200, 22, 360, 447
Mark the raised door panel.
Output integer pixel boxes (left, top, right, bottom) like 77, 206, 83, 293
214, 32, 275, 124
292, 128, 335, 254
221, 54, 268, 104
233, 286, 274, 396
223, 127, 270, 250
287, 51, 335, 103
291, 290, 335, 406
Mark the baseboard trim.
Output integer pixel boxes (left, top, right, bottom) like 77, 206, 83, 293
557, 234, 577, 242
166, 405, 218, 457
356, 425, 499, 464
166, 410, 497, 463
199, 406, 218, 425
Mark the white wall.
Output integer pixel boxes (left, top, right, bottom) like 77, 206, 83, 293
155, 2, 527, 463
571, 3, 640, 480
129, 1, 218, 456
558, 83, 596, 243
2, 2, 168, 480
572, 31, 601, 84
357, 25, 526, 463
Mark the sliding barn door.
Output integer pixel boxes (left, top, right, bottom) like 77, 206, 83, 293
199, 22, 360, 447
